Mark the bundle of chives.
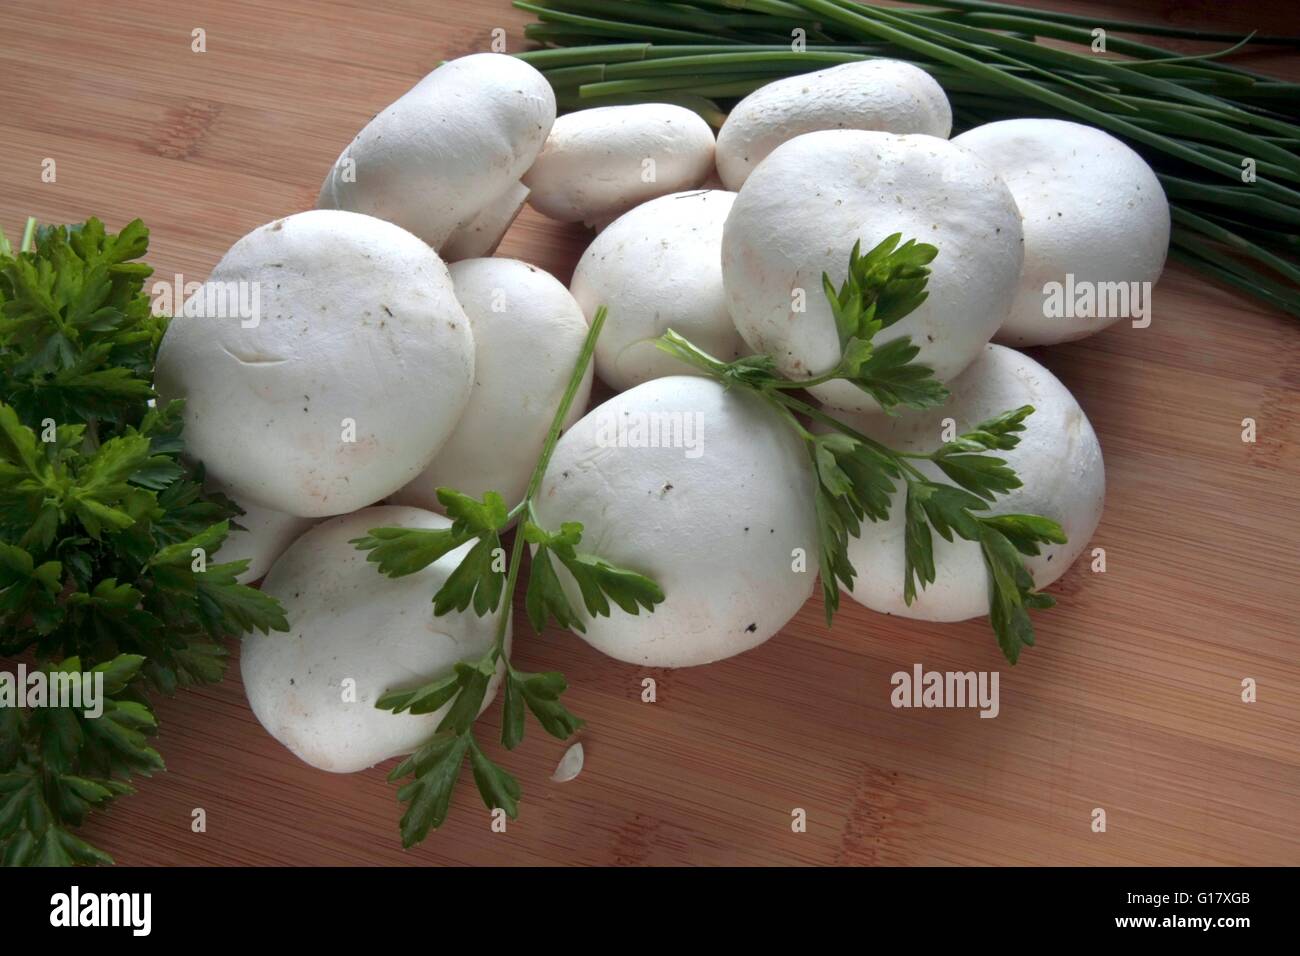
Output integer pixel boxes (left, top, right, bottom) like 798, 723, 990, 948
514, 0, 1300, 317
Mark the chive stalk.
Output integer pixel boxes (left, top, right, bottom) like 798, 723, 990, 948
512, 0, 1300, 316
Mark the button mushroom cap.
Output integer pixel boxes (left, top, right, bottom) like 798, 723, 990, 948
838, 344, 1105, 622
241, 506, 506, 774
522, 104, 716, 227
716, 59, 953, 191
391, 258, 593, 511
570, 189, 746, 392
207, 479, 316, 584
317, 53, 555, 250
723, 130, 1022, 414
154, 209, 475, 518
952, 118, 1170, 346
533, 376, 818, 667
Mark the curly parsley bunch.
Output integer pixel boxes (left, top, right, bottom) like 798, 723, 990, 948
0, 218, 287, 866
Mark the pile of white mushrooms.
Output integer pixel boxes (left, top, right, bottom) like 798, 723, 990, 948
154, 53, 1167, 775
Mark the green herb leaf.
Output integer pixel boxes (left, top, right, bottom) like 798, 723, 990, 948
813, 433, 899, 523
935, 405, 1035, 454
353, 490, 510, 614
979, 522, 1056, 665
432, 535, 505, 616
902, 483, 936, 606
501, 671, 528, 752
524, 519, 663, 631
1, 654, 162, 865
350, 525, 472, 577
523, 531, 586, 634
147, 520, 288, 637
467, 737, 521, 819
808, 432, 905, 619
980, 513, 1068, 557
825, 233, 939, 347
932, 453, 1022, 502
848, 336, 949, 412
812, 488, 857, 623
376, 672, 462, 716
440, 487, 510, 534
389, 732, 471, 848
510, 668, 584, 743
912, 481, 988, 543
436, 657, 497, 736
0, 218, 162, 433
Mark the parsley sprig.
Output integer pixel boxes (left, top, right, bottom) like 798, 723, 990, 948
0, 654, 162, 865
352, 306, 664, 847
657, 234, 1066, 663
664, 235, 948, 412
0, 218, 289, 866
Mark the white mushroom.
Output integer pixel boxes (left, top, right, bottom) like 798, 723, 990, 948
154, 209, 475, 517
522, 104, 716, 228
716, 59, 952, 190
952, 118, 1170, 346
838, 344, 1104, 621
722, 129, 1023, 413
318, 53, 555, 250
207, 480, 316, 584
391, 257, 592, 511
570, 189, 745, 392
241, 506, 506, 773
533, 376, 818, 667
441, 181, 531, 262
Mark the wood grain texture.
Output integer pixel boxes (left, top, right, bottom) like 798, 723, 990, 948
1, 0, 1298, 866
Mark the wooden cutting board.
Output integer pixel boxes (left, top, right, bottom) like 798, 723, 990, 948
1, 0, 1297, 866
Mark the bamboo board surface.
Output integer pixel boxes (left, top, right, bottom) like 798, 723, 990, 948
1, 0, 1297, 866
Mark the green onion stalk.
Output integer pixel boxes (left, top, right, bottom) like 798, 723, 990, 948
513, 0, 1300, 317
